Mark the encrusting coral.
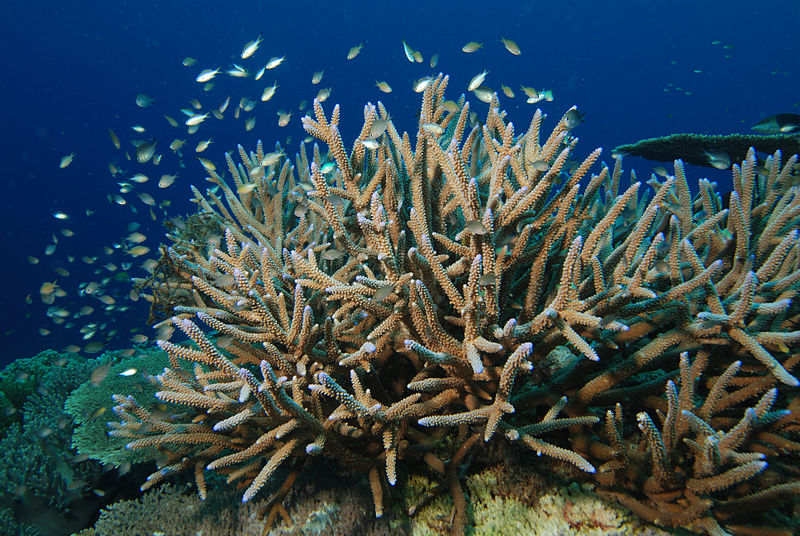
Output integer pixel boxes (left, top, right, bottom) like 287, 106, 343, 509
113, 73, 800, 535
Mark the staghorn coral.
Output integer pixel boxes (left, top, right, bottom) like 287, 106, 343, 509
114, 74, 800, 535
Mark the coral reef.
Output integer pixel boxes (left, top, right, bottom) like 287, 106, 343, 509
0, 351, 107, 536
111, 74, 800, 535
614, 132, 800, 169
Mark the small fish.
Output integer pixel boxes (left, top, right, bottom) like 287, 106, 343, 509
472, 87, 493, 103
375, 81, 392, 93
347, 42, 364, 60
704, 149, 731, 170
131, 124, 146, 133
563, 109, 585, 129
265, 56, 285, 69
196, 68, 220, 83
261, 151, 284, 166
127, 245, 150, 257
241, 35, 262, 59
277, 111, 292, 127
169, 139, 186, 151
530, 160, 549, 172
135, 139, 157, 164
478, 273, 497, 286
653, 166, 668, 177
430, 53, 439, 68
402, 41, 415, 63
108, 129, 121, 149
119, 367, 138, 376
500, 37, 521, 55
195, 139, 212, 152
462, 41, 483, 53
59, 152, 75, 168
185, 113, 209, 126
360, 138, 380, 149
422, 123, 444, 135
130, 173, 149, 183
373, 285, 393, 302
413, 77, 431, 93
413, 50, 423, 63
261, 83, 278, 101
91, 361, 113, 386
182, 57, 197, 67
218, 96, 230, 114
226, 64, 248, 77
127, 231, 147, 243
135, 94, 155, 108
468, 70, 489, 91
137, 192, 156, 206
316, 87, 331, 102
369, 119, 389, 138
254, 65, 266, 80
465, 220, 488, 235
752, 113, 800, 134
244, 117, 256, 131
322, 248, 346, 261
312, 70, 324, 84
53, 211, 69, 220
237, 182, 257, 194
501, 85, 515, 98
163, 115, 179, 127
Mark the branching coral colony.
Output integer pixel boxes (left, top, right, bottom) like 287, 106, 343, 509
114, 74, 800, 535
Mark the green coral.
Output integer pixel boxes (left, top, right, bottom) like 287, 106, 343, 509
65, 347, 173, 466
0, 350, 105, 536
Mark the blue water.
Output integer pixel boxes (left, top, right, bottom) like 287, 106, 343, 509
1, 0, 798, 363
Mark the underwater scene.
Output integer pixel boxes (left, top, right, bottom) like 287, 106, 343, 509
1, 0, 799, 534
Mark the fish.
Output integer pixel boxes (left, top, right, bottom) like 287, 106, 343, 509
462, 41, 483, 53
261, 151, 284, 166
413, 77, 431, 93
369, 119, 390, 138
226, 64, 248, 77
130, 173, 149, 183
261, 83, 278, 101
182, 57, 197, 66
704, 150, 731, 170
198, 157, 216, 171
90, 361, 112, 386
59, 152, 75, 168
465, 220, 488, 235
241, 36, 262, 59
520, 86, 540, 101
195, 139, 212, 152
244, 117, 256, 131
131, 124, 146, 133
169, 139, 186, 151
163, 115, 179, 127
128, 245, 150, 257
347, 42, 364, 60
135, 139, 157, 164
265, 56, 285, 69
472, 87, 493, 103
254, 65, 266, 80
53, 211, 69, 220
413, 50, 423, 63
430, 53, 439, 68
500, 37, 521, 55
752, 113, 800, 134
501, 85, 515, 98
360, 139, 380, 149
312, 70, 324, 84
422, 123, 444, 135
185, 113, 209, 126
468, 70, 489, 91
108, 129, 121, 149
564, 109, 585, 129
402, 41, 415, 63
196, 68, 220, 83
316, 87, 331, 102
277, 111, 292, 127
218, 96, 230, 114
375, 81, 392, 93
135, 94, 155, 108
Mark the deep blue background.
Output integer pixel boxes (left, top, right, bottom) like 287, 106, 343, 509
1, 0, 797, 364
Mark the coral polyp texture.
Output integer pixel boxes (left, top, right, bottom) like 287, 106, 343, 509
115, 74, 800, 535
